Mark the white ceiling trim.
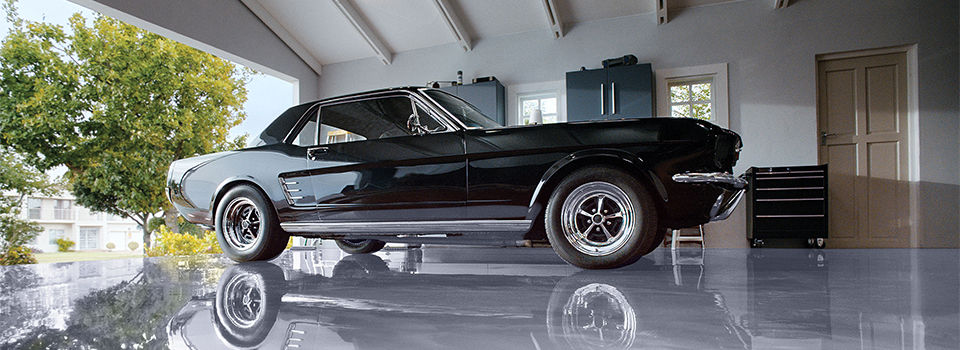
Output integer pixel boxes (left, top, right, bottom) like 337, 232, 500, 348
774, 0, 790, 8
540, 0, 564, 39
331, 0, 392, 65
241, 0, 322, 75
430, 0, 471, 51
656, 0, 669, 24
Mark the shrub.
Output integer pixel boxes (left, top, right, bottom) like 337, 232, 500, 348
0, 245, 37, 265
105, 242, 116, 250
148, 216, 205, 236
145, 225, 221, 257
128, 241, 139, 251
204, 231, 223, 254
56, 238, 76, 252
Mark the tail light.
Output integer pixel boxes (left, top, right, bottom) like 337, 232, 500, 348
714, 131, 742, 170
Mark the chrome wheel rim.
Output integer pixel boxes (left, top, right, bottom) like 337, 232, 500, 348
224, 273, 264, 329
223, 198, 262, 251
560, 181, 636, 257
562, 283, 637, 349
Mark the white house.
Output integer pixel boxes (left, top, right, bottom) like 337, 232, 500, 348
19, 193, 143, 253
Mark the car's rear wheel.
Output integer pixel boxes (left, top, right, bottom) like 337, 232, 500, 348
215, 185, 289, 262
545, 166, 660, 269
335, 239, 386, 254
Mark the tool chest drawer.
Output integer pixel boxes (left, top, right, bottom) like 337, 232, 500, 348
746, 165, 828, 245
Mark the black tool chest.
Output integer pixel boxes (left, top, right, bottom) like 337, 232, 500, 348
746, 165, 828, 248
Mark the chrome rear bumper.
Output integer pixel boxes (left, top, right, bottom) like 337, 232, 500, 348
672, 171, 748, 222
671, 172, 747, 189
708, 188, 745, 221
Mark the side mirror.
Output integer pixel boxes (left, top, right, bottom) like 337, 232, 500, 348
407, 114, 426, 136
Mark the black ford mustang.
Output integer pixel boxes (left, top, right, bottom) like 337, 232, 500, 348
167, 87, 745, 269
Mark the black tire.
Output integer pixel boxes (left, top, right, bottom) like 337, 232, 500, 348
215, 185, 289, 262
544, 166, 660, 269
213, 262, 285, 349
335, 239, 386, 254
331, 253, 390, 279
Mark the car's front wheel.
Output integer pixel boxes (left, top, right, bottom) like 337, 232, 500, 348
545, 166, 660, 269
335, 239, 386, 254
213, 262, 284, 348
215, 185, 289, 262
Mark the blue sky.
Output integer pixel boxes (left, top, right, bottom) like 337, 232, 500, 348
0, 0, 296, 142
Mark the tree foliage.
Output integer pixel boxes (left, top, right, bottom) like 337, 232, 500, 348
0, 147, 54, 264
6, 258, 225, 349
0, 2, 249, 246
669, 82, 712, 120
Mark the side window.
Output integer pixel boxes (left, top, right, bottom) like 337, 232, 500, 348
318, 96, 444, 144
291, 109, 318, 147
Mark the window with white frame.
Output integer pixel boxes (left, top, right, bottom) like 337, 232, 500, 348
656, 63, 729, 128
79, 227, 99, 250
46, 229, 65, 245
27, 197, 41, 219
668, 78, 713, 121
519, 92, 559, 124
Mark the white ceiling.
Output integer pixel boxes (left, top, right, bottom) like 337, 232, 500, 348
253, 0, 747, 67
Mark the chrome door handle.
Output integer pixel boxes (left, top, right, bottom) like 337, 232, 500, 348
307, 146, 329, 160
600, 83, 605, 115
612, 82, 617, 114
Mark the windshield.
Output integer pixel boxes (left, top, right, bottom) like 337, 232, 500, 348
423, 89, 500, 129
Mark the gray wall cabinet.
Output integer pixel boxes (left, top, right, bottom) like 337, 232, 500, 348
565, 63, 653, 122
439, 80, 505, 126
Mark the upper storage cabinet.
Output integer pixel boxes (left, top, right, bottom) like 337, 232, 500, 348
565, 63, 653, 122
439, 80, 505, 126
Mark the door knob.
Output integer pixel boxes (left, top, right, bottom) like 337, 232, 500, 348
820, 132, 840, 145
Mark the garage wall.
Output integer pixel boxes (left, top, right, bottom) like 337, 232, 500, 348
317, 0, 958, 247
68, 0, 319, 102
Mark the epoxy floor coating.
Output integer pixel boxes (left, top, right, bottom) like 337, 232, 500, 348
2, 247, 958, 349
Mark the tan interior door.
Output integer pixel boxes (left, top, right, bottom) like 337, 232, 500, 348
817, 52, 910, 248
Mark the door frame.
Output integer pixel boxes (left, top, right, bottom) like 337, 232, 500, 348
814, 44, 919, 247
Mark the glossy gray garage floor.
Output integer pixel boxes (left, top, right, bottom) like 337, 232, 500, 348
2, 247, 958, 349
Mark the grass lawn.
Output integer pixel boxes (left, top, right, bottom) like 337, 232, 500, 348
35, 251, 145, 264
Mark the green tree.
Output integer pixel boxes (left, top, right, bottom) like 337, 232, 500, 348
0, 2, 249, 246
0, 147, 54, 264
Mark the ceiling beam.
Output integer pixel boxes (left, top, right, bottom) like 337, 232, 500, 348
331, 0, 392, 65
241, 0, 322, 75
774, 0, 790, 8
656, 0, 668, 25
430, 0, 471, 51
540, 0, 563, 39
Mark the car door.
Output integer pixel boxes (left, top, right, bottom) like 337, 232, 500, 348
304, 94, 467, 222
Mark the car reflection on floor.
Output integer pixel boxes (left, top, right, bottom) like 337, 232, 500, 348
168, 248, 753, 350
5, 247, 957, 349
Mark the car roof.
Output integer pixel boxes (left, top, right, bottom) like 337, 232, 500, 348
253, 86, 437, 146
302, 86, 426, 107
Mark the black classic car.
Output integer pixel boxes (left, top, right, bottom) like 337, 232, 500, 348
166, 87, 745, 269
